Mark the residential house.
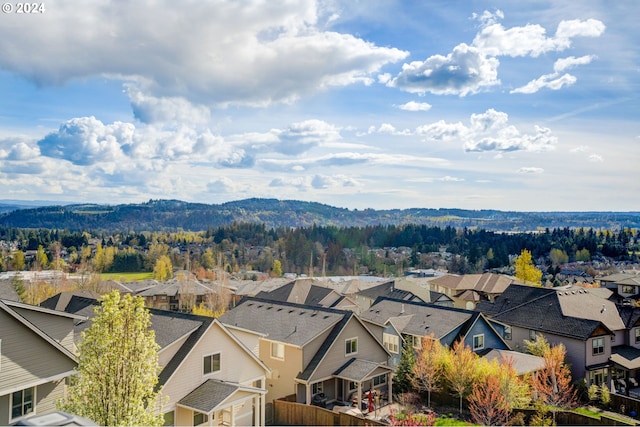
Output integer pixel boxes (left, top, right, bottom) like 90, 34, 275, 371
0, 299, 83, 425
138, 277, 228, 312
51, 295, 270, 426
255, 278, 357, 311
599, 273, 640, 303
218, 297, 392, 412
359, 297, 510, 368
427, 272, 521, 310
477, 284, 624, 388
352, 280, 425, 313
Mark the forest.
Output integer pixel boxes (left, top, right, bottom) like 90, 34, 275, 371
0, 222, 637, 279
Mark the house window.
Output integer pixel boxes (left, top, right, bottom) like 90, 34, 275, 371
160, 295, 167, 300
473, 334, 485, 351
622, 285, 636, 294
635, 328, 640, 344
348, 381, 358, 391
312, 382, 323, 395
193, 411, 208, 426
529, 330, 537, 341
408, 335, 422, 349
504, 326, 512, 340
592, 337, 605, 355
162, 411, 175, 427
271, 342, 285, 360
383, 333, 399, 354
11, 387, 34, 421
345, 338, 358, 356
203, 353, 220, 374
373, 374, 386, 386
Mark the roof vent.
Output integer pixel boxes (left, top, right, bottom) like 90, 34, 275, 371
601, 304, 606, 314
400, 304, 405, 314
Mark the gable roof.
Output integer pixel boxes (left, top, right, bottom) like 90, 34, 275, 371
0, 299, 78, 364
430, 273, 520, 293
356, 280, 424, 303
477, 284, 618, 340
53, 294, 268, 389
256, 279, 344, 307
360, 297, 475, 339
218, 297, 348, 347
177, 379, 265, 414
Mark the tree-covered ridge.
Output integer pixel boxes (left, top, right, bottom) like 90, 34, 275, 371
0, 198, 639, 232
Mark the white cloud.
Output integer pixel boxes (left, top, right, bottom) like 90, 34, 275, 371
206, 177, 237, 194
517, 167, 544, 174
276, 119, 342, 154
588, 154, 604, 162
473, 19, 605, 57
511, 55, 595, 94
397, 101, 432, 112
554, 55, 596, 73
389, 43, 500, 96
0, 0, 408, 107
126, 86, 211, 125
418, 109, 557, 153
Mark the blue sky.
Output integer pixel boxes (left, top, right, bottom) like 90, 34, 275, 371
0, 0, 638, 211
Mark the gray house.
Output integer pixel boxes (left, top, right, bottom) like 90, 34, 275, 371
0, 299, 84, 425
360, 297, 510, 368
219, 297, 392, 411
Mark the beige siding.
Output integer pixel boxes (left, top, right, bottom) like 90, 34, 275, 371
302, 328, 332, 368
226, 328, 261, 356
361, 321, 384, 342
259, 340, 302, 403
0, 380, 66, 425
159, 334, 191, 368
10, 308, 77, 354
0, 311, 76, 395
160, 322, 266, 410
310, 318, 388, 381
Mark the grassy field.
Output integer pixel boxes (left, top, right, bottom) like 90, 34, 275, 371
99, 272, 154, 282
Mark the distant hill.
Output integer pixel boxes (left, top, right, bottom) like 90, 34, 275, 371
0, 198, 638, 232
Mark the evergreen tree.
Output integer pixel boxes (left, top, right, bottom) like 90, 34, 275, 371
60, 291, 164, 426
394, 338, 416, 394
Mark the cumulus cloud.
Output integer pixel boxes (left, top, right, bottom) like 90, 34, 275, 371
389, 13, 604, 97
0, 140, 41, 161
206, 177, 237, 194
126, 86, 211, 125
397, 101, 432, 112
0, 0, 407, 107
276, 119, 342, 154
36, 116, 250, 171
418, 109, 557, 153
389, 43, 500, 96
588, 154, 604, 162
473, 18, 605, 57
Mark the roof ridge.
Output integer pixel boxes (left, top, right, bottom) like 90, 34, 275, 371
240, 296, 351, 315
489, 286, 556, 316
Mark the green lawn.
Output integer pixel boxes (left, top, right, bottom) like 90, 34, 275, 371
99, 272, 154, 282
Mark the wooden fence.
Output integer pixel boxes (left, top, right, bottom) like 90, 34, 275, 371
273, 397, 385, 426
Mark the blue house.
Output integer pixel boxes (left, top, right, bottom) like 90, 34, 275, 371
359, 297, 510, 367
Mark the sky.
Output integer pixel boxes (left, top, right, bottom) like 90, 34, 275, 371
0, 1, 638, 212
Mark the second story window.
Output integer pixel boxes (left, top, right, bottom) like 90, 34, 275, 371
504, 325, 512, 340
592, 337, 604, 355
203, 353, 220, 375
473, 334, 485, 351
635, 328, 640, 344
271, 342, 285, 360
345, 337, 358, 356
383, 333, 399, 354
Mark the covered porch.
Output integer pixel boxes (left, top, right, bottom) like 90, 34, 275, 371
611, 346, 640, 397
175, 379, 267, 426
297, 359, 393, 413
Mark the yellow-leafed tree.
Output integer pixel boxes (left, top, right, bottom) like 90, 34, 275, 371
515, 249, 542, 286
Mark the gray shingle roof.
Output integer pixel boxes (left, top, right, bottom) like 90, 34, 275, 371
218, 297, 347, 347
360, 297, 473, 339
333, 358, 391, 382
356, 281, 424, 303
478, 284, 614, 340
178, 379, 239, 413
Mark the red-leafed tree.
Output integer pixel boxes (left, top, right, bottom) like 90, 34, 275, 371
468, 374, 509, 426
530, 343, 577, 425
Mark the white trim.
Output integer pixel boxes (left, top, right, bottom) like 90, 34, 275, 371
8, 385, 37, 423
345, 337, 358, 356
472, 334, 485, 351
2, 299, 87, 320
203, 352, 221, 376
